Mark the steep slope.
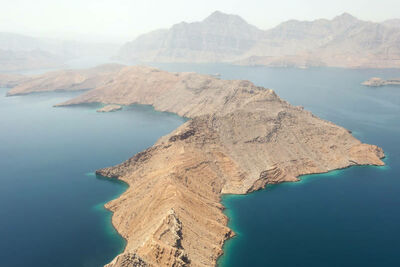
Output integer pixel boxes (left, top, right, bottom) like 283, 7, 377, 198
117, 11, 400, 68
240, 13, 400, 68
117, 11, 264, 63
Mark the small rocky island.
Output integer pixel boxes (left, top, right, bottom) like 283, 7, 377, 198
362, 77, 400, 87
97, 105, 122, 113
5, 65, 385, 267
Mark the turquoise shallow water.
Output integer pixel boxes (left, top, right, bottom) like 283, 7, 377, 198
1, 64, 399, 267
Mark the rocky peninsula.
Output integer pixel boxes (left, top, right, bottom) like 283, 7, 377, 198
362, 77, 400, 87
5, 64, 124, 96
6, 65, 385, 267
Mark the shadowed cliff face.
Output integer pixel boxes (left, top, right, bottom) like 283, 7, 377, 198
117, 11, 400, 68
5, 65, 385, 266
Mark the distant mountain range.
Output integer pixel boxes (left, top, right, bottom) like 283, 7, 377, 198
117, 11, 400, 68
0, 32, 119, 72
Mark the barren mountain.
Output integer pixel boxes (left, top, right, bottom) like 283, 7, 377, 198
0, 32, 120, 72
6, 65, 385, 266
117, 12, 400, 68
0, 49, 62, 72
117, 11, 264, 63
383, 19, 400, 28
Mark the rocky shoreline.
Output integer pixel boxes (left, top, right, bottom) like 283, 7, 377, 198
5, 65, 385, 267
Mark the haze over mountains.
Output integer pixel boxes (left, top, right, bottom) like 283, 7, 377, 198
2, 11, 399, 71
0, 32, 119, 72
118, 11, 400, 68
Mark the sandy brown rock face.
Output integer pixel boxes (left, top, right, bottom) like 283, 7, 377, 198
9, 64, 385, 267
55, 66, 279, 119
6, 63, 124, 96
97, 106, 384, 267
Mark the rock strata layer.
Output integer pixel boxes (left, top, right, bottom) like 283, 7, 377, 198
6, 65, 385, 267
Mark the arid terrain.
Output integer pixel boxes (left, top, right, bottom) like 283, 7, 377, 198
4, 65, 385, 266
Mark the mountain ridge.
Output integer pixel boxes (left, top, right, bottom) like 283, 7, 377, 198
117, 11, 400, 68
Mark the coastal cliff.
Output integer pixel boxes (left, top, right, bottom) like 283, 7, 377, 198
6, 65, 385, 266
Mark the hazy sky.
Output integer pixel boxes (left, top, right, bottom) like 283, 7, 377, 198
1, 0, 399, 43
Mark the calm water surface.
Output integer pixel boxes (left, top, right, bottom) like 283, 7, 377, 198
0, 90, 186, 267
1, 64, 399, 267
154, 64, 400, 267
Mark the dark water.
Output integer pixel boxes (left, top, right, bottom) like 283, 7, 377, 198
153, 64, 400, 267
1, 64, 399, 267
0, 90, 186, 267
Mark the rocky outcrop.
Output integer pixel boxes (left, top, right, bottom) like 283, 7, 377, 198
105, 253, 149, 267
362, 77, 400, 87
8, 65, 385, 266
97, 105, 123, 112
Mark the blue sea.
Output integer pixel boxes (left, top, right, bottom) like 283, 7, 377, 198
0, 90, 186, 266
1, 64, 399, 266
